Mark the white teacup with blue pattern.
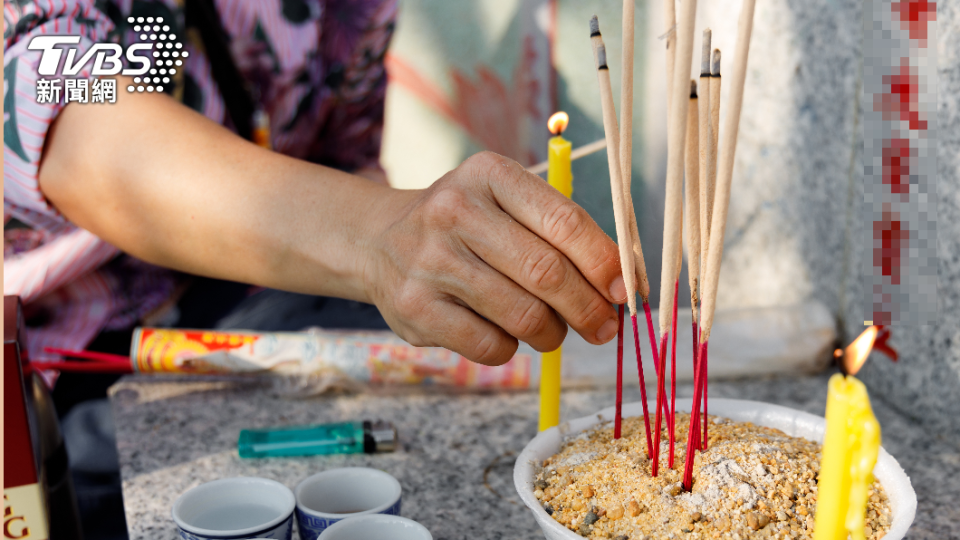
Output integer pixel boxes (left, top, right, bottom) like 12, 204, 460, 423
294, 468, 402, 540
172, 477, 295, 540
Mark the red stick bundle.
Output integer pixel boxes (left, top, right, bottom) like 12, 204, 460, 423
29, 361, 134, 374
615, 304, 625, 439
683, 342, 710, 489
652, 333, 669, 476
691, 321, 702, 451
632, 314, 653, 456
643, 302, 670, 421
702, 341, 710, 449
668, 279, 680, 467
691, 323, 700, 375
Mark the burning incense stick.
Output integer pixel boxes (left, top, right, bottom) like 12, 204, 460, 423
526, 138, 607, 175
590, 17, 637, 318
700, 47, 721, 450
684, 0, 757, 491
657, 0, 698, 471
619, 0, 655, 453
684, 80, 702, 453
591, 16, 636, 439
698, 31, 712, 304
655, 0, 677, 476
698, 32, 714, 266
696, 34, 712, 450
707, 49, 722, 225
685, 87, 701, 324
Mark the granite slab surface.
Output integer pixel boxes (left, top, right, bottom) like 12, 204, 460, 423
110, 372, 960, 540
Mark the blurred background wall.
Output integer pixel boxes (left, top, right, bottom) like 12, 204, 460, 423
378, 0, 959, 437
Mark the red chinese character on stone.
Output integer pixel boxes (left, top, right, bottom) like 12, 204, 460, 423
891, 0, 937, 45
882, 138, 912, 196
873, 207, 910, 286
874, 59, 926, 131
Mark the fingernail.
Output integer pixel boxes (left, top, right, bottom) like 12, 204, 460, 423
609, 276, 627, 302
596, 319, 619, 343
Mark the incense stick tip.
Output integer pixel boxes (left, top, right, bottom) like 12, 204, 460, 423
589, 15, 601, 37
712, 49, 721, 76
700, 30, 712, 75
596, 44, 608, 70
690, 79, 698, 99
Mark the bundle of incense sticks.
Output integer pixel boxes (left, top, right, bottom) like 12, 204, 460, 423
696, 29, 717, 451
684, 77, 702, 452
590, 0, 755, 487
681, 0, 758, 491
655, 0, 698, 476
618, 0, 660, 455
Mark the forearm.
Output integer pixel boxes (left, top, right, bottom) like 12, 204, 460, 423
38, 78, 393, 302
36, 80, 626, 365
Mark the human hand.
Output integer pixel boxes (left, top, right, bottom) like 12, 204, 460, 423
363, 152, 628, 366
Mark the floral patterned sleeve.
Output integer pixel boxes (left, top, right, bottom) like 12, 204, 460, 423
307, 0, 397, 173
3, 0, 398, 371
216, 0, 396, 173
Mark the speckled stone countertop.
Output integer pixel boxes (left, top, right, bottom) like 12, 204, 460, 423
109, 371, 959, 539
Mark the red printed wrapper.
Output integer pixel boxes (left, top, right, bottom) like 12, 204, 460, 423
130, 328, 532, 389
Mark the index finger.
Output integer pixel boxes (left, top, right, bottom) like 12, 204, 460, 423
466, 152, 628, 305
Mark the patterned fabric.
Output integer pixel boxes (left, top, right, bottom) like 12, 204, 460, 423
3, 0, 397, 370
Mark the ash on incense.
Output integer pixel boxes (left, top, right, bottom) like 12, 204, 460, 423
533, 413, 892, 539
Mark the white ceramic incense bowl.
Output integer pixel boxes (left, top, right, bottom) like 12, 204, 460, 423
514, 398, 916, 540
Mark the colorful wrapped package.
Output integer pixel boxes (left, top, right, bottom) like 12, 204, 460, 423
130, 328, 532, 390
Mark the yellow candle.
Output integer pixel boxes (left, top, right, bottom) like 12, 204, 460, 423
539, 346, 563, 432
539, 114, 573, 432
814, 373, 882, 540
547, 133, 573, 197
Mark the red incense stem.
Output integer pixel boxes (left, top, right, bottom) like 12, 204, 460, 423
691, 322, 699, 372
642, 301, 671, 420
683, 341, 710, 489
643, 302, 660, 373
652, 333, 669, 476
631, 314, 654, 457
691, 320, 701, 450
668, 280, 679, 468
702, 340, 710, 450
615, 304, 625, 439
670, 280, 679, 426
29, 361, 134, 374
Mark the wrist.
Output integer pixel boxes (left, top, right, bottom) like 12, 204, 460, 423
271, 166, 410, 304
353, 186, 420, 305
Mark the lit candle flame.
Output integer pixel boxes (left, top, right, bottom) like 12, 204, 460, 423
548, 112, 569, 135
837, 326, 879, 377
